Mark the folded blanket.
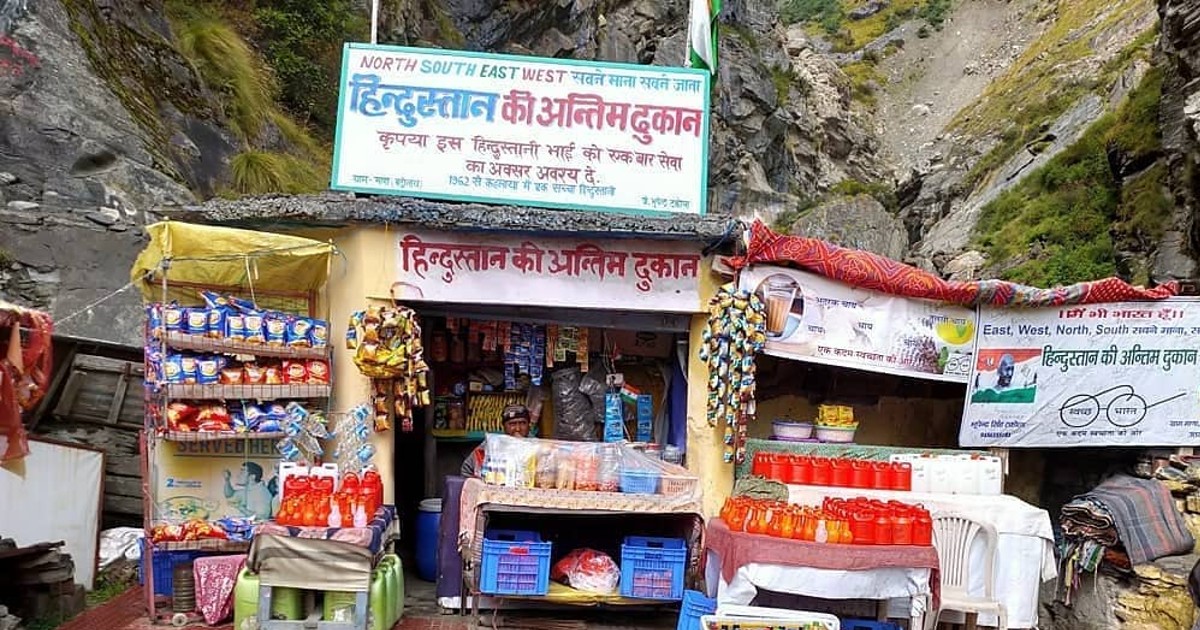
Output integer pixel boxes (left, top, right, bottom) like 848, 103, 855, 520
1061, 497, 1118, 547
1080, 475, 1194, 565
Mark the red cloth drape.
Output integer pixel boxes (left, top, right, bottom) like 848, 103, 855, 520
728, 221, 1179, 307
0, 305, 53, 461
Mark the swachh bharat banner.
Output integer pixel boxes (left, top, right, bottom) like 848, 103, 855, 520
960, 299, 1200, 448
736, 265, 977, 383
331, 43, 712, 215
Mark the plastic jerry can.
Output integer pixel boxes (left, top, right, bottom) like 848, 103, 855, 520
232, 568, 303, 627
380, 554, 405, 624
370, 569, 388, 630
380, 561, 397, 628
323, 591, 357, 622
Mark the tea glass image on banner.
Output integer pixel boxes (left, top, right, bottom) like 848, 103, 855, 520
758, 274, 803, 339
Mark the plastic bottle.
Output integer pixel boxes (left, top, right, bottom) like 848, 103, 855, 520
814, 519, 829, 543
328, 497, 342, 528
353, 500, 368, 528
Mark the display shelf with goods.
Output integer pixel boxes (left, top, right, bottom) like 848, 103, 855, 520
140, 283, 333, 623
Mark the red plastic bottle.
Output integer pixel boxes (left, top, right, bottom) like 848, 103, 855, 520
893, 513, 914, 545
850, 461, 871, 488
283, 474, 310, 503
913, 511, 933, 546
830, 459, 851, 487
874, 515, 893, 545
812, 458, 832, 486
363, 469, 384, 513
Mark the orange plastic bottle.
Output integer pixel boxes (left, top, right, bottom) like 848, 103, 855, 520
363, 469, 384, 512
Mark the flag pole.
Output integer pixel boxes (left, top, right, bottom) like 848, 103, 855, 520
370, 0, 379, 44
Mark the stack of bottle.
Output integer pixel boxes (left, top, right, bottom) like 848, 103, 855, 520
751, 452, 913, 490
275, 469, 384, 528
718, 496, 933, 546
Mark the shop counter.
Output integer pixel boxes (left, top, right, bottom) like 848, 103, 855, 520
456, 478, 704, 614
788, 484, 1055, 628
704, 518, 937, 628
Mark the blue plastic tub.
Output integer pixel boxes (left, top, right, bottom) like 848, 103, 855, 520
841, 620, 902, 630
479, 530, 552, 596
620, 469, 660, 494
619, 536, 686, 600
137, 539, 203, 597
676, 589, 716, 630
415, 498, 442, 582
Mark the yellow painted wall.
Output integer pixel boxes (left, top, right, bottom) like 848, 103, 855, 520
318, 224, 724, 509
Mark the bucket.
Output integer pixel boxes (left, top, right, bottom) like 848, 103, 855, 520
416, 498, 442, 582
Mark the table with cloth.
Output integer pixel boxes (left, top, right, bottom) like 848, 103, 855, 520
705, 518, 939, 627
456, 478, 704, 609
248, 505, 397, 591
787, 485, 1056, 628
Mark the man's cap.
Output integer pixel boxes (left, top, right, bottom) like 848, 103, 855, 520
502, 404, 531, 423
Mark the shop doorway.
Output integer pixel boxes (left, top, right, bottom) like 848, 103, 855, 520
394, 306, 693, 567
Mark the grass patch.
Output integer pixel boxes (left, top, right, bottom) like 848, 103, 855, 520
230, 151, 325, 195
831, 179, 899, 210
842, 60, 881, 106
971, 68, 1168, 286
771, 66, 801, 102
918, 0, 952, 29
723, 23, 761, 53
169, 4, 274, 141
781, 0, 845, 33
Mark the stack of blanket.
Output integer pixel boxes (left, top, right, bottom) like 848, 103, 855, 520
1059, 474, 1195, 604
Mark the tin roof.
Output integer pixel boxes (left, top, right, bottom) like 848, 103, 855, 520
163, 193, 738, 243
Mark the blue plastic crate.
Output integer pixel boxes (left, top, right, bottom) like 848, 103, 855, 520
137, 539, 203, 597
619, 536, 686, 601
676, 589, 716, 630
479, 529, 552, 596
841, 620, 901, 630
620, 469, 660, 494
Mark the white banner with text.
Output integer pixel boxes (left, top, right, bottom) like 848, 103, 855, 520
960, 299, 1200, 447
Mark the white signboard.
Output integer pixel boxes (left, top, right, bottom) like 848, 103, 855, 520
396, 229, 703, 313
961, 300, 1200, 447
332, 44, 711, 215
737, 265, 977, 382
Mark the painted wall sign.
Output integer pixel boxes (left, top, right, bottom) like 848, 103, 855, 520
961, 299, 1200, 447
332, 44, 711, 215
394, 229, 703, 313
737, 265, 977, 383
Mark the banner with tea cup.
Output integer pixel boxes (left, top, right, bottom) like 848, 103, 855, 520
737, 265, 976, 383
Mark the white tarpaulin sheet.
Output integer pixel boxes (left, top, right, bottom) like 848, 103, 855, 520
0, 439, 103, 589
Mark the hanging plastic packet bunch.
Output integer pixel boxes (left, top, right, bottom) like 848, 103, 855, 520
699, 282, 767, 464
275, 402, 329, 463
345, 305, 432, 433
332, 404, 376, 474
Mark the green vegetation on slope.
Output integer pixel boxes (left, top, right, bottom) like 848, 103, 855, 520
255, 0, 367, 133
165, 0, 331, 195
780, 0, 945, 51
954, 0, 1156, 190
972, 68, 1169, 287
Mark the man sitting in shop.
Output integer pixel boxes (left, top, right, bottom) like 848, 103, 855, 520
460, 404, 531, 477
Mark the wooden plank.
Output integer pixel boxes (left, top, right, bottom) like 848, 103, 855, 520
28, 346, 77, 431
52, 371, 85, 419
72, 354, 144, 375
104, 475, 143, 499
106, 456, 140, 478
103, 494, 143, 516
106, 364, 131, 426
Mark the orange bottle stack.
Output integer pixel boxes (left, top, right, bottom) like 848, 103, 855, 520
751, 452, 915, 491
274, 469, 384, 527
718, 496, 933, 546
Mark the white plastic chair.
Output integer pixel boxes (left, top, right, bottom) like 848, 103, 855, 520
928, 514, 1007, 630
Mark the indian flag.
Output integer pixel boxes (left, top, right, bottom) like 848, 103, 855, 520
620, 383, 642, 405
686, 0, 720, 74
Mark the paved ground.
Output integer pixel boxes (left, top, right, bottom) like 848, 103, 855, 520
58, 576, 677, 630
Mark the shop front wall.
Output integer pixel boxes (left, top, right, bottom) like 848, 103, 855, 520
320, 225, 720, 507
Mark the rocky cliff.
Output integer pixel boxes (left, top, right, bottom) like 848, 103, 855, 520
0, 0, 1198, 349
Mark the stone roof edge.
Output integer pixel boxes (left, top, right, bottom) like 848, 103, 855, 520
161, 193, 739, 243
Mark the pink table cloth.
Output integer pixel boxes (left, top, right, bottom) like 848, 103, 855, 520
193, 554, 245, 624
